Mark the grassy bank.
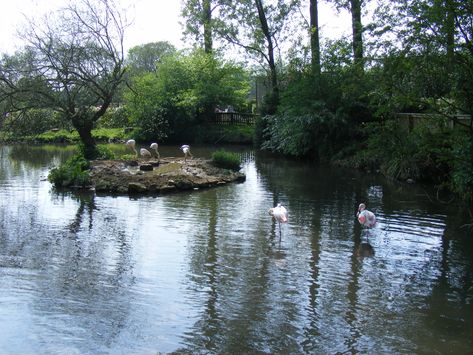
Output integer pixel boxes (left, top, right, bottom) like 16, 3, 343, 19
0, 124, 255, 145
0, 128, 127, 144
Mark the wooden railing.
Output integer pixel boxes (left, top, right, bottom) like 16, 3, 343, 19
213, 112, 258, 125
396, 113, 472, 131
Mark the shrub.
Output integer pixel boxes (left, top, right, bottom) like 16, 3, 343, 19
76, 142, 115, 161
92, 128, 127, 143
48, 154, 91, 188
211, 149, 241, 171
97, 106, 129, 128
33, 129, 79, 143
2, 109, 69, 136
451, 134, 473, 202
261, 103, 350, 161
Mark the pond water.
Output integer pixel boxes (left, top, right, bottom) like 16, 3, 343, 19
0, 144, 472, 354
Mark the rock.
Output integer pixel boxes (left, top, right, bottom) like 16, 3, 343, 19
128, 182, 148, 193
89, 157, 245, 195
126, 160, 139, 167
172, 179, 193, 190
139, 164, 153, 171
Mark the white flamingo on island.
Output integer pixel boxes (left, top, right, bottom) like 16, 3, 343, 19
357, 203, 377, 228
269, 203, 288, 239
140, 148, 152, 159
125, 139, 138, 157
150, 142, 160, 160
180, 144, 193, 163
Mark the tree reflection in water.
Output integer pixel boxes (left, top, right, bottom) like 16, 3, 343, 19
1, 145, 473, 354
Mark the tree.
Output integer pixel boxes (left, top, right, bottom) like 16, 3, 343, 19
351, 0, 364, 68
127, 41, 176, 75
182, 0, 218, 53
309, 0, 321, 82
0, 0, 127, 159
217, 0, 299, 114
124, 50, 250, 141
330, 0, 367, 69
373, 0, 473, 129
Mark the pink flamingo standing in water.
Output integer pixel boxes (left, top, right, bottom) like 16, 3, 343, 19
269, 203, 288, 239
357, 203, 376, 228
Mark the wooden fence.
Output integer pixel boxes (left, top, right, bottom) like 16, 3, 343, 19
396, 113, 472, 131
213, 112, 258, 125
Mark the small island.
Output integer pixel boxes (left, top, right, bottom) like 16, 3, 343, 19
89, 157, 246, 194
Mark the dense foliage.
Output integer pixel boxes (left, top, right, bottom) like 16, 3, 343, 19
48, 154, 91, 188
48, 144, 114, 188
124, 50, 250, 142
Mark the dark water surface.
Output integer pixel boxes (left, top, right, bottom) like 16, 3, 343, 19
0, 144, 472, 354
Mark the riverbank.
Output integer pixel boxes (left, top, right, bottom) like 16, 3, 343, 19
0, 124, 255, 145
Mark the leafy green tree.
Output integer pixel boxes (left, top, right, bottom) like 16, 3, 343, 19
224, 0, 298, 113
2, 108, 66, 136
371, 0, 473, 129
124, 50, 250, 141
329, 0, 368, 69
0, 0, 127, 159
127, 41, 176, 75
182, 0, 217, 53
124, 72, 171, 142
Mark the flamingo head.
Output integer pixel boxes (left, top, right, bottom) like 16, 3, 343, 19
150, 142, 158, 150
358, 203, 366, 212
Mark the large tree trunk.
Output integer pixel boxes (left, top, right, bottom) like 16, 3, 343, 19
203, 0, 213, 53
72, 115, 98, 159
310, 0, 321, 91
351, 0, 364, 69
444, 0, 455, 70
255, 0, 279, 114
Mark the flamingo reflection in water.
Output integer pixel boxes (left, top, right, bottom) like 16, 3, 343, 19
356, 242, 375, 260
269, 203, 288, 240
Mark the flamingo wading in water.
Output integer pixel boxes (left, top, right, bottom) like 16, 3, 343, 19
269, 203, 288, 239
357, 203, 376, 228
